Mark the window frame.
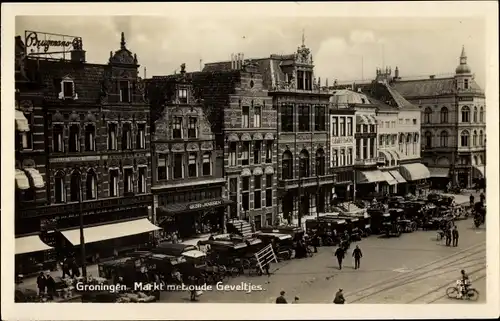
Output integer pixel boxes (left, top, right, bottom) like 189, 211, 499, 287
119, 80, 131, 103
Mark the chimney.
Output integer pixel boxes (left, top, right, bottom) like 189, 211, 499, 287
429, 75, 435, 79
70, 38, 86, 63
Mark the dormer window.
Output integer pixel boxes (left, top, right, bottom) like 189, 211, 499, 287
59, 77, 77, 100
119, 80, 130, 103
178, 88, 188, 104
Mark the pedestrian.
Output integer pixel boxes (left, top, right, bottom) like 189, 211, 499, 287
335, 246, 345, 270
36, 272, 46, 297
445, 228, 452, 247
71, 258, 80, 278
61, 257, 71, 278
469, 194, 474, 207
352, 245, 363, 270
293, 296, 300, 304
45, 273, 56, 300
452, 226, 459, 247
275, 290, 287, 304
333, 288, 345, 304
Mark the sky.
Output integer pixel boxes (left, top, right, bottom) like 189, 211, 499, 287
16, 15, 486, 87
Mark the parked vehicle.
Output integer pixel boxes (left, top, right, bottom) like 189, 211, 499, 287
253, 232, 295, 260
382, 209, 404, 237
151, 243, 197, 257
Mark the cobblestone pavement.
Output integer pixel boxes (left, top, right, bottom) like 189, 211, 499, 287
159, 218, 486, 303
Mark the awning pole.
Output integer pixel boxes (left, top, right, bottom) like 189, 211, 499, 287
79, 176, 87, 278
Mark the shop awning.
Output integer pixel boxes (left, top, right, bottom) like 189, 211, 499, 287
158, 198, 234, 215
472, 166, 485, 178
389, 170, 407, 184
429, 167, 450, 178
24, 168, 45, 188
356, 170, 385, 184
15, 235, 53, 255
399, 163, 431, 181
61, 218, 161, 246
381, 171, 397, 185
15, 169, 30, 190
15, 110, 30, 132
356, 115, 369, 125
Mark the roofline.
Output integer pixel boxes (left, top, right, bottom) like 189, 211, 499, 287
392, 77, 455, 83
26, 57, 108, 68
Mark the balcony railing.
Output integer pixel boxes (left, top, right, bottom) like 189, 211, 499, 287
354, 157, 385, 166
278, 174, 336, 190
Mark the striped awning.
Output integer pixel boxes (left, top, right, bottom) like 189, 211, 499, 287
356, 170, 385, 184
429, 167, 450, 178
356, 115, 370, 125
381, 171, 398, 185
15, 110, 30, 132
399, 163, 431, 181
389, 170, 407, 183
24, 168, 45, 188
15, 169, 30, 190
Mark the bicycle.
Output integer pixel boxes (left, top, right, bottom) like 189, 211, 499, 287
446, 283, 479, 301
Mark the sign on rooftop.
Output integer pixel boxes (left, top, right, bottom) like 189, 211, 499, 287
24, 30, 83, 60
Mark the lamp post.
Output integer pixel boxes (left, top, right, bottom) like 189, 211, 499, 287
78, 175, 87, 278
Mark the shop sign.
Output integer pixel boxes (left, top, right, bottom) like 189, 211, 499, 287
332, 136, 354, 145
458, 96, 474, 102
188, 199, 223, 210
50, 156, 100, 163
25, 31, 81, 54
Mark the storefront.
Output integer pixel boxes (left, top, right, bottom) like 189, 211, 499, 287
398, 163, 431, 195
355, 169, 386, 199
15, 234, 55, 276
380, 171, 398, 194
429, 167, 450, 189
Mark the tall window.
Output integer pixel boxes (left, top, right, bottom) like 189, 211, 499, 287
119, 80, 130, 103
53, 124, 64, 152
136, 123, 146, 149
188, 153, 197, 177
297, 71, 304, 90
405, 135, 411, 155
314, 106, 326, 131
138, 167, 147, 194
178, 88, 188, 104
241, 142, 250, 165
460, 130, 470, 147
174, 154, 183, 179
479, 130, 484, 146
339, 117, 346, 136
332, 117, 338, 136
281, 105, 294, 132
347, 148, 353, 165
440, 131, 448, 147
355, 140, 360, 159
86, 170, 97, 200
347, 117, 353, 135
109, 169, 119, 197
298, 106, 310, 131
108, 123, 117, 150
461, 106, 470, 123
122, 123, 132, 150
265, 174, 273, 207
157, 153, 167, 180
265, 141, 272, 163
172, 117, 182, 139
362, 138, 368, 159
282, 151, 293, 179
340, 149, 346, 166
473, 107, 478, 123
315, 149, 325, 175
242, 177, 250, 211
242, 106, 250, 128
386, 135, 390, 146
124, 168, 133, 193
69, 171, 81, 202
464, 79, 469, 89
229, 142, 237, 166
299, 150, 309, 177
473, 130, 477, 146
425, 132, 432, 148
479, 107, 484, 123
379, 135, 384, 147
440, 107, 448, 123
332, 150, 338, 167
424, 107, 432, 123
253, 141, 261, 164
68, 124, 80, 152
54, 171, 66, 203
188, 117, 197, 138
254, 175, 262, 209
253, 106, 261, 128
85, 124, 95, 151
202, 153, 211, 176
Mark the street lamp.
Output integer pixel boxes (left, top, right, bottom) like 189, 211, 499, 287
78, 175, 87, 278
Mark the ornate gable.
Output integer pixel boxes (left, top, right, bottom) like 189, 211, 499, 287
109, 32, 138, 66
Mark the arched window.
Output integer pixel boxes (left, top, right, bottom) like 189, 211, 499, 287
299, 149, 310, 178
414, 133, 419, 143
69, 124, 80, 152
282, 151, 293, 179
440, 107, 448, 123
85, 124, 95, 151
70, 170, 81, 202
473, 107, 478, 122
479, 107, 484, 123
425, 131, 432, 148
54, 171, 66, 203
479, 130, 484, 146
440, 131, 448, 147
86, 170, 97, 200
461, 106, 470, 123
460, 130, 470, 147
473, 130, 477, 146
424, 107, 432, 123
315, 149, 325, 176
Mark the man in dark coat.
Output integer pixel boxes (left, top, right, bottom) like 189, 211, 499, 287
62, 257, 71, 278
445, 227, 452, 246
333, 288, 345, 304
352, 245, 363, 270
275, 290, 287, 304
334, 246, 346, 270
469, 194, 475, 207
45, 273, 56, 300
36, 272, 46, 297
452, 226, 459, 247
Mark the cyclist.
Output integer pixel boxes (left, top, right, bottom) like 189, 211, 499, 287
458, 269, 470, 298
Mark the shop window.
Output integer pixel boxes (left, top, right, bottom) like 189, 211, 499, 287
86, 170, 97, 200
339, 117, 346, 136
298, 105, 310, 131
157, 153, 167, 180
172, 117, 182, 139
282, 151, 293, 179
109, 169, 119, 197
265, 141, 273, 163
266, 174, 273, 207
281, 105, 294, 132
188, 153, 197, 177
70, 171, 81, 202
253, 141, 261, 164
122, 123, 132, 150
241, 142, 250, 165
108, 123, 117, 150
253, 106, 261, 128
124, 168, 133, 193
314, 105, 326, 131
188, 117, 197, 138
174, 154, 184, 179
85, 124, 95, 151
316, 149, 325, 175
202, 153, 211, 176
347, 117, 353, 135
178, 88, 188, 104
460, 130, 470, 147
138, 167, 147, 194
229, 142, 237, 166
254, 175, 262, 209
119, 80, 130, 103
242, 106, 249, 128
54, 171, 66, 203
266, 213, 273, 226
136, 123, 146, 149
299, 149, 309, 177
53, 124, 64, 152
461, 106, 470, 123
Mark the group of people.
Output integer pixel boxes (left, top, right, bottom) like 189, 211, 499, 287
334, 245, 363, 270
275, 289, 345, 304
36, 272, 57, 300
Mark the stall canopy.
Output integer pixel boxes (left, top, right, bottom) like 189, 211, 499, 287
61, 218, 161, 246
389, 170, 407, 184
15, 235, 53, 255
381, 171, 397, 185
24, 168, 45, 188
356, 170, 385, 184
429, 167, 450, 178
15, 169, 30, 190
399, 163, 431, 181
472, 166, 485, 178
15, 110, 30, 132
